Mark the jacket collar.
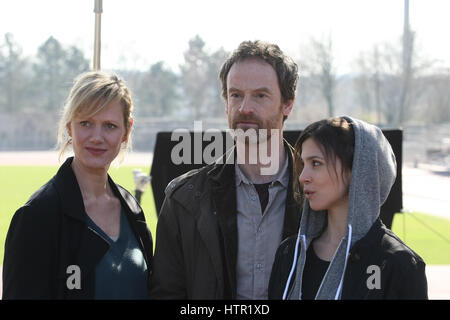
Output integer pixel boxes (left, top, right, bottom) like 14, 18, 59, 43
207, 139, 295, 187
53, 157, 144, 222
53, 157, 151, 296
350, 218, 385, 254
205, 139, 302, 297
52, 157, 88, 223
168, 139, 301, 298
182, 140, 300, 239
207, 146, 236, 187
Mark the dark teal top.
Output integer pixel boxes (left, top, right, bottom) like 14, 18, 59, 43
87, 207, 149, 299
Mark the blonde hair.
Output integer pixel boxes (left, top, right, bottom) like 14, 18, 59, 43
57, 71, 133, 163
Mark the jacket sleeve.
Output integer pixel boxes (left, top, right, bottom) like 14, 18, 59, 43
149, 196, 187, 299
3, 205, 59, 299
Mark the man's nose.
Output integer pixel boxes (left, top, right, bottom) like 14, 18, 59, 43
238, 95, 254, 115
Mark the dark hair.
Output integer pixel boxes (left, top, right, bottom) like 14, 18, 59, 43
293, 117, 355, 203
219, 40, 299, 120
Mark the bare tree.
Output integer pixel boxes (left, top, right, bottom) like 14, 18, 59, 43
354, 46, 383, 123
354, 37, 434, 126
300, 35, 337, 117
423, 72, 450, 124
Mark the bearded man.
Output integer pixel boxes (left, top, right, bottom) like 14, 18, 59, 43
150, 40, 301, 300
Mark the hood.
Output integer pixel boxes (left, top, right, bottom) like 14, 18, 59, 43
285, 116, 397, 300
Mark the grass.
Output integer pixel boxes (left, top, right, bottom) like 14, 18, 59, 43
0, 165, 158, 266
1, 165, 450, 265
391, 211, 450, 265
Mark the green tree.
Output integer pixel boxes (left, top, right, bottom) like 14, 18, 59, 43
180, 35, 229, 119
0, 33, 31, 113
205, 47, 229, 118
136, 61, 180, 117
33, 36, 89, 112
65, 45, 90, 82
180, 35, 209, 119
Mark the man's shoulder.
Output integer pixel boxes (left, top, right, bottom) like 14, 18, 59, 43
164, 163, 216, 198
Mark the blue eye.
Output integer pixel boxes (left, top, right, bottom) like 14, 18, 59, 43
106, 123, 117, 129
80, 121, 90, 127
312, 160, 321, 167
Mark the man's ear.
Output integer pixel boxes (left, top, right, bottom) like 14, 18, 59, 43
225, 100, 229, 115
282, 99, 294, 117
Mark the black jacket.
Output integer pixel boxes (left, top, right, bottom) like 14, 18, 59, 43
149, 143, 302, 299
2, 157, 153, 299
268, 218, 428, 299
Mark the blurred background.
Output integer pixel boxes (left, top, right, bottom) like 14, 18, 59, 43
0, 0, 449, 298
0, 0, 449, 158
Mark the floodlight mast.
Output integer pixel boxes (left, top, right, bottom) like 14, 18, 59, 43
93, 0, 102, 70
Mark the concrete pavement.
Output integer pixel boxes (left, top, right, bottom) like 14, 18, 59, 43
403, 164, 450, 221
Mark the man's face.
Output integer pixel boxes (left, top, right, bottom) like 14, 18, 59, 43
225, 58, 293, 140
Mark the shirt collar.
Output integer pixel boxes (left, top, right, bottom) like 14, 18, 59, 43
234, 151, 289, 188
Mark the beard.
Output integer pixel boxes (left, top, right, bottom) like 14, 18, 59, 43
229, 110, 283, 144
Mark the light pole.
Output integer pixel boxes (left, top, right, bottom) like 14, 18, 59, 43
93, 0, 102, 70
399, 0, 413, 126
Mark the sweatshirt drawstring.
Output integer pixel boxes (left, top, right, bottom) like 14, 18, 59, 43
282, 232, 302, 300
335, 224, 352, 300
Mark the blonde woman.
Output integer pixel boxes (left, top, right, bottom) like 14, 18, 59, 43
3, 71, 153, 299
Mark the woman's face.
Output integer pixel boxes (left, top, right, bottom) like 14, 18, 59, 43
68, 99, 130, 171
299, 138, 351, 213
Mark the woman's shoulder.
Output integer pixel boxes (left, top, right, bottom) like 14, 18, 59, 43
27, 177, 59, 204
358, 219, 424, 266
14, 178, 59, 220
9, 177, 61, 236
378, 224, 425, 268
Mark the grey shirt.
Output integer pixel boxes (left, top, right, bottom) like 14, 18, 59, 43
235, 156, 289, 299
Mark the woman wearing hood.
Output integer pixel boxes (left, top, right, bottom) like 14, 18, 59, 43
268, 116, 427, 300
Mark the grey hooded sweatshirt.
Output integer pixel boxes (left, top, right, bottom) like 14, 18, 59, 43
286, 116, 397, 300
